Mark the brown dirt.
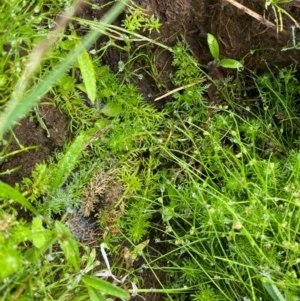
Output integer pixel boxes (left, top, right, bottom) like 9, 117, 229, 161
0, 103, 68, 185
140, 0, 300, 70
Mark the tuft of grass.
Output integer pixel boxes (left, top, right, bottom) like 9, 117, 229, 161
141, 61, 300, 299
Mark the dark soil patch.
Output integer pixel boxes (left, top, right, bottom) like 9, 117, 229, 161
141, 0, 300, 70
0, 103, 68, 185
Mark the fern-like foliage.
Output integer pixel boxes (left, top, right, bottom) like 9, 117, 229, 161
124, 200, 151, 242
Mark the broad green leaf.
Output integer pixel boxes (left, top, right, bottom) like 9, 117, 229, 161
85, 248, 97, 271
243, 253, 286, 301
24, 236, 57, 263
165, 183, 180, 203
31, 217, 46, 248
162, 170, 180, 204
0, 182, 38, 215
86, 286, 106, 301
50, 132, 88, 191
263, 282, 286, 301
77, 47, 97, 104
207, 33, 220, 60
100, 102, 122, 117
219, 58, 243, 69
75, 83, 87, 94
55, 221, 80, 271
82, 275, 130, 300
0, 240, 22, 281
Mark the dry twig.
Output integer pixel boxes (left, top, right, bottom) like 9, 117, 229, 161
223, 0, 278, 31
154, 80, 205, 101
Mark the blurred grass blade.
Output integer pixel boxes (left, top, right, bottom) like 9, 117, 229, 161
55, 221, 80, 271
0, 181, 38, 215
262, 275, 286, 301
82, 275, 130, 300
243, 252, 286, 301
0, 0, 128, 138
86, 286, 106, 301
31, 217, 47, 248
77, 46, 97, 104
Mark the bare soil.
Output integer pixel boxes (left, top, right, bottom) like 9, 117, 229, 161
0, 104, 68, 184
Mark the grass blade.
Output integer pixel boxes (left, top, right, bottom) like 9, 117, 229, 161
82, 275, 130, 300
0, 181, 38, 215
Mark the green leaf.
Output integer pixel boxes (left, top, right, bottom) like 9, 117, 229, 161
100, 102, 122, 117
219, 58, 243, 69
0, 182, 38, 215
161, 206, 175, 222
50, 132, 88, 191
55, 221, 80, 271
165, 183, 180, 203
0, 241, 22, 281
82, 275, 130, 300
86, 286, 106, 301
59, 39, 76, 51
99, 88, 113, 98
58, 75, 75, 93
0, 74, 7, 88
77, 46, 97, 104
263, 282, 286, 301
94, 118, 111, 129
31, 217, 46, 248
75, 83, 87, 94
207, 33, 219, 60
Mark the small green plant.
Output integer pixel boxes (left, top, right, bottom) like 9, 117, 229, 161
207, 33, 243, 70
265, 0, 299, 32
150, 62, 300, 299
122, 3, 161, 33
0, 208, 130, 300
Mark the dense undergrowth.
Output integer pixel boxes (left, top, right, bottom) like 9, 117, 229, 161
1, 0, 300, 300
